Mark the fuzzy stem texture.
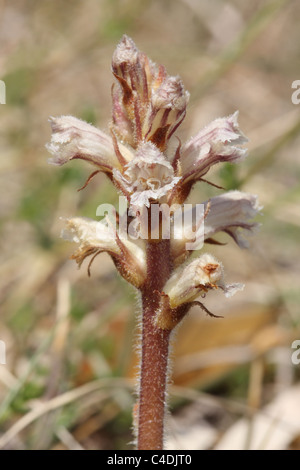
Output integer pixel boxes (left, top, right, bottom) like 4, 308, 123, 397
137, 239, 172, 450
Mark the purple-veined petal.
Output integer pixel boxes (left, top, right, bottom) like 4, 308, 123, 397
61, 216, 146, 287
181, 112, 248, 182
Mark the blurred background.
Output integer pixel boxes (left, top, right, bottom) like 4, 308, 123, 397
0, 0, 300, 450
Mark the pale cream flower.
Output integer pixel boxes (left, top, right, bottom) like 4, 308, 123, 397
169, 112, 248, 204
113, 142, 180, 211
111, 35, 189, 151
62, 216, 146, 287
47, 35, 259, 312
181, 111, 248, 179
47, 115, 133, 174
162, 253, 243, 310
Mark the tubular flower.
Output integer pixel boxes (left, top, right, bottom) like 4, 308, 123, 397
111, 35, 189, 150
47, 36, 261, 450
169, 111, 248, 204
154, 254, 244, 329
203, 191, 261, 247
113, 142, 180, 211
47, 34, 260, 319
62, 217, 146, 288
181, 111, 248, 178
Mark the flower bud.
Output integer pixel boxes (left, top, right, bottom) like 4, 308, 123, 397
112, 35, 139, 75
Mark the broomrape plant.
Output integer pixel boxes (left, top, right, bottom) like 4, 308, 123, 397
46, 36, 260, 450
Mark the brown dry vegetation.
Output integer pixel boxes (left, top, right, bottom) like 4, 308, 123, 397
0, 0, 300, 450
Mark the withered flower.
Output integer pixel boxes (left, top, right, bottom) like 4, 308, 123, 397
47, 35, 260, 450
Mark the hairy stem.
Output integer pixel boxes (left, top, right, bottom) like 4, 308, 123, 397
137, 239, 172, 450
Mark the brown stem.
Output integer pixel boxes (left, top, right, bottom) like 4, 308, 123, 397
137, 239, 172, 450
